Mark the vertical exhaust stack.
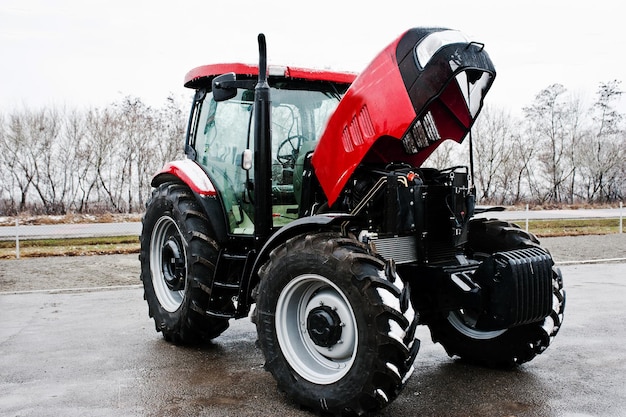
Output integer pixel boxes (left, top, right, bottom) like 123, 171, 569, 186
253, 33, 273, 248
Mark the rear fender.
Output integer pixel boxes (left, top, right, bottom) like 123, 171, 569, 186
151, 159, 217, 196
151, 159, 228, 242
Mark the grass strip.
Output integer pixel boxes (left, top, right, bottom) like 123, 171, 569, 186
0, 235, 140, 259
0, 218, 622, 258
521, 218, 620, 237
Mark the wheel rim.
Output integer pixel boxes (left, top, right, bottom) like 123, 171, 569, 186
447, 309, 507, 340
150, 216, 186, 313
276, 274, 358, 384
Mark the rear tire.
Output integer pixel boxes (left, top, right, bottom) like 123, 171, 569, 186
255, 232, 418, 416
140, 182, 229, 344
425, 218, 565, 366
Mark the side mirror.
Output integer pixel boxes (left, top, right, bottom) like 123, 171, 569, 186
241, 149, 253, 171
212, 73, 238, 102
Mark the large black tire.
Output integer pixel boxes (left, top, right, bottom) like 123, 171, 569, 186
140, 182, 229, 344
254, 232, 419, 416
425, 218, 566, 366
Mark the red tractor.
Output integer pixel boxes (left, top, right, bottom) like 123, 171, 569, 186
140, 28, 565, 415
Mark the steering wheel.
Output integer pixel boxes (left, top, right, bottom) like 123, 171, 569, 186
277, 135, 306, 168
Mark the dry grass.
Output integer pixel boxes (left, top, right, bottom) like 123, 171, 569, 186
528, 218, 620, 237
0, 244, 139, 259
0, 236, 140, 259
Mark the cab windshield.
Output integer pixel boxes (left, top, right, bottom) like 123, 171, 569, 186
192, 82, 344, 234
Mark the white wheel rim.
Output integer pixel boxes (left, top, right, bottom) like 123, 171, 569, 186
447, 309, 507, 340
275, 274, 358, 384
150, 216, 186, 312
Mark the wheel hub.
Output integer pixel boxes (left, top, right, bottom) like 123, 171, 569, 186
161, 238, 185, 291
307, 306, 342, 347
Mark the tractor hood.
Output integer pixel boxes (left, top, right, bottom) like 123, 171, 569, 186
312, 27, 496, 206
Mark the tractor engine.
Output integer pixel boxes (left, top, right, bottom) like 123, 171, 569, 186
335, 164, 474, 265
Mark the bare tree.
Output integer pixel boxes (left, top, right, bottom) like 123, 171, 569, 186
0, 112, 19, 214
523, 84, 582, 203
471, 105, 517, 203
25, 107, 74, 214
87, 107, 126, 212
1, 109, 37, 212
114, 96, 159, 211
579, 80, 624, 202
156, 94, 187, 164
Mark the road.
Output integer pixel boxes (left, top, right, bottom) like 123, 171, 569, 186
0, 221, 142, 240
0, 208, 623, 240
1, 262, 625, 417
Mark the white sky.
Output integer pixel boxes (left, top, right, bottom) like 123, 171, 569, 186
1, 0, 625, 114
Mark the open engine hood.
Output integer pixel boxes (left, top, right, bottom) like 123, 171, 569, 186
312, 27, 496, 206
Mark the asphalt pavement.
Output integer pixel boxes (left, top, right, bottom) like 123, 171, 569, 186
1, 262, 625, 417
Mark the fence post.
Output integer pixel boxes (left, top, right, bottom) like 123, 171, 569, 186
15, 218, 20, 260
620, 202, 623, 234
525, 204, 529, 232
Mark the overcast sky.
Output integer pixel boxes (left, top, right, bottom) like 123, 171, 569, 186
1, 0, 624, 114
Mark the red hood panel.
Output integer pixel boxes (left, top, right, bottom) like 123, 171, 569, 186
312, 28, 495, 206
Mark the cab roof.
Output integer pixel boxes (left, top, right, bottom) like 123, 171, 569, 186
184, 63, 357, 89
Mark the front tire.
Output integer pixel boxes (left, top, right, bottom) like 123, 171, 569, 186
140, 182, 229, 344
425, 219, 566, 366
427, 266, 564, 366
255, 233, 418, 416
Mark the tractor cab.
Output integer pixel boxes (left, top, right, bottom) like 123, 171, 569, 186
182, 64, 354, 234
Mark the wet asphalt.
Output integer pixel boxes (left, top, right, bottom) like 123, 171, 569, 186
1, 263, 625, 417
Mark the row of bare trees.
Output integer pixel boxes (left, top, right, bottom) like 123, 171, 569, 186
0, 96, 187, 215
428, 80, 625, 205
0, 82, 624, 215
